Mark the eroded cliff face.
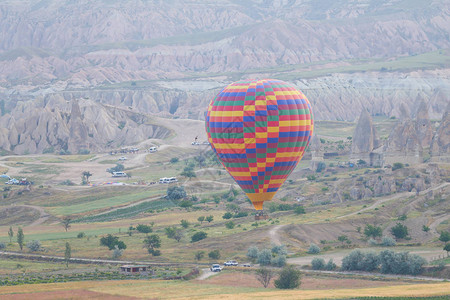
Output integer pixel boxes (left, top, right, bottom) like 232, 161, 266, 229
431, 105, 450, 160
0, 98, 170, 154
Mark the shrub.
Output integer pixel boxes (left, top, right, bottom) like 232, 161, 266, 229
307, 243, 320, 254
225, 221, 235, 229
191, 231, 207, 242
311, 258, 325, 270
325, 259, 337, 271
179, 200, 193, 208
379, 250, 426, 275
257, 249, 273, 266
272, 245, 287, 256
167, 186, 186, 200
208, 250, 221, 260
392, 162, 404, 171
271, 255, 286, 267
234, 211, 248, 218
439, 231, 450, 243
26, 240, 42, 252
0, 242, 6, 250
247, 246, 259, 260
381, 236, 396, 246
341, 249, 379, 272
180, 219, 190, 228
112, 245, 123, 259
170, 157, 179, 163
364, 224, 382, 239
294, 206, 306, 214
77, 232, 86, 238
274, 265, 302, 289
391, 223, 409, 240
136, 224, 153, 234
368, 238, 378, 246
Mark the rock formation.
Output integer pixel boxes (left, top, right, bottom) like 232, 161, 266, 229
0, 98, 170, 154
415, 101, 433, 148
384, 118, 422, 165
430, 104, 450, 162
309, 134, 324, 171
350, 109, 383, 166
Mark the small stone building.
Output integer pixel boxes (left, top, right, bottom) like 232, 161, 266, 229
119, 265, 152, 275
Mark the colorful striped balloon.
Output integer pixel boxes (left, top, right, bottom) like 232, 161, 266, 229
205, 79, 314, 210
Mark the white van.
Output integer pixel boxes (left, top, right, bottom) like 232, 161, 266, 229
112, 172, 127, 177
159, 177, 167, 184
167, 177, 178, 183
149, 147, 157, 153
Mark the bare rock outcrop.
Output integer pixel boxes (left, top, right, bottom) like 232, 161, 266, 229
350, 109, 383, 166
415, 100, 433, 148
431, 104, 450, 161
384, 118, 422, 165
0, 98, 170, 154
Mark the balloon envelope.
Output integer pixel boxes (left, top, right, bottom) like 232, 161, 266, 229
205, 79, 313, 210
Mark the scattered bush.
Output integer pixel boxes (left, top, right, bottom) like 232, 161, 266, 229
311, 258, 325, 270
439, 231, 450, 243
222, 212, 233, 219
233, 211, 248, 218
191, 231, 207, 242
100, 234, 127, 250
307, 243, 321, 254
341, 249, 379, 272
247, 246, 259, 260
180, 219, 190, 228
368, 239, 378, 246
364, 224, 382, 239
392, 162, 404, 171
271, 245, 287, 256
167, 186, 187, 201
136, 224, 153, 234
391, 223, 409, 240
274, 265, 302, 289
271, 255, 286, 267
381, 236, 396, 247
77, 232, 86, 238
379, 250, 426, 275
0, 242, 6, 250
225, 221, 235, 229
257, 249, 273, 266
208, 250, 221, 260
294, 206, 306, 215
26, 240, 42, 252
111, 245, 123, 259
325, 259, 337, 271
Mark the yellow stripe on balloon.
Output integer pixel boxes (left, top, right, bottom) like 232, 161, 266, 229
214, 143, 245, 149
209, 111, 244, 117
229, 171, 252, 177
268, 127, 280, 132
279, 120, 310, 127
276, 152, 302, 158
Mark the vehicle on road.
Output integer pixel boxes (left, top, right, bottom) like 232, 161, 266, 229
112, 172, 127, 177
242, 263, 251, 267
224, 260, 238, 266
118, 156, 127, 161
210, 264, 222, 272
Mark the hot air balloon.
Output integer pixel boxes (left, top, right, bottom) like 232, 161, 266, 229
205, 79, 314, 211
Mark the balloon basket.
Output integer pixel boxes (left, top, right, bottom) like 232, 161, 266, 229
255, 210, 268, 221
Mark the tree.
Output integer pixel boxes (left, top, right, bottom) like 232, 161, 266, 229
307, 243, 320, 254
26, 240, 42, 252
325, 259, 337, 271
65, 242, 71, 268
247, 246, 259, 261
100, 234, 126, 250
439, 231, 450, 243
338, 235, 349, 246
364, 224, 382, 239
271, 255, 287, 267
222, 212, 233, 219
165, 227, 176, 239
206, 215, 214, 223
208, 249, 221, 260
8, 226, 13, 243
112, 245, 123, 259
167, 186, 187, 200
255, 268, 275, 288
422, 225, 430, 233
107, 163, 124, 174
444, 243, 450, 257
180, 219, 190, 228
0, 242, 5, 250
136, 224, 153, 234
274, 265, 301, 289
311, 258, 325, 270
392, 162, 404, 171
143, 234, 161, 256
381, 236, 396, 246
181, 166, 196, 179
174, 230, 184, 242
391, 223, 409, 240
17, 227, 24, 251
197, 216, 205, 224
82, 171, 92, 185
257, 249, 272, 266
195, 251, 205, 261
191, 231, 207, 242
61, 217, 72, 232
342, 249, 379, 272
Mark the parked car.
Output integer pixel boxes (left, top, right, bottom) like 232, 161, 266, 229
210, 264, 222, 272
112, 172, 127, 177
224, 260, 238, 266
148, 147, 157, 153
118, 156, 127, 161
242, 263, 251, 267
